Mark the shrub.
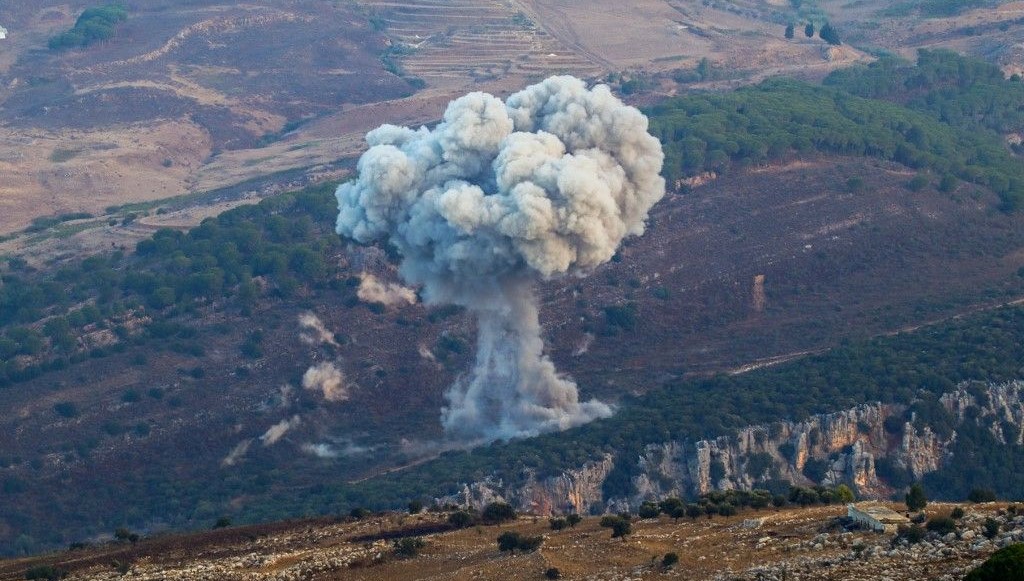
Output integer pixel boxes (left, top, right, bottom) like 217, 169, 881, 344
566, 514, 582, 527
448, 510, 473, 528
481, 502, 516, 524
53, 402, 79, 418
349, 507, 370, 520
408, 500, 424, 514
965, 543, 1024, 581
926, 516, 956, 535
662, 552, 680, 569
638, 501, 660, 519
496, 531, 540, 554
897, 524, 926, 544
951, 507, 965, 519
549, 517, 568, 531
545, 568, 562, 579
393, 537, 425, 557
983, 518, 1000, 539
213, 517, 232, 529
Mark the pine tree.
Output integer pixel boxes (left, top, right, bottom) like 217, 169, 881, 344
819, 22, 842, 45
804, 22, 815, 38
785, 23, 794, 39
906, 483, 928, 512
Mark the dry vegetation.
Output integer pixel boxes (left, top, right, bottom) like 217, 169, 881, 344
0, 503, 1017, 580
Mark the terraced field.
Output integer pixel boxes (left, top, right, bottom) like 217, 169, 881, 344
359, 0, 604, 83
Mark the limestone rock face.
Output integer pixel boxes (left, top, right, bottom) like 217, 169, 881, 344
451, 381, 1024, 514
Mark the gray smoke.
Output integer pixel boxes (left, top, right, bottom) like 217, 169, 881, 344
335, 75, 665, 442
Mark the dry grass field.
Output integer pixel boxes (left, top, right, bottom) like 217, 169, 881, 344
0, 503, 1016, 580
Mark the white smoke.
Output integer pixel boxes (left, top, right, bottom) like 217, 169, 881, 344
335, 75, 665, 442
301, 440, 373, 458
302, 361, 349, 402
260, 415, 301, 446
298, 312, 339, 347
357, 273, 418, 307
221, 439, 253, 466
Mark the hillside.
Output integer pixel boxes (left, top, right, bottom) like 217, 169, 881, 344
1, 503, 1022, 580
5, 50, 1024, 555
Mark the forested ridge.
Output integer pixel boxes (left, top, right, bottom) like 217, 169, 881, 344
653, 50, 1024, 210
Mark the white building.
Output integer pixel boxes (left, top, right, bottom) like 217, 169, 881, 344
0, 26, 7, 40
847, 503, 910, 533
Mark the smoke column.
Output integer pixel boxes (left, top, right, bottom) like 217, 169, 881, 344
336, 76, 665, 442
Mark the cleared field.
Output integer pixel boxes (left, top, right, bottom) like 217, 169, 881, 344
359, 0, 603, 82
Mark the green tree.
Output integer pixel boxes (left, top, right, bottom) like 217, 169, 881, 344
785, 23, 795, 39
819, 23, 841, 46
638, 501, 660, 519
965, 543, 1024, 581
408, 500, 424, 514
481, 501, 516, 524
611, 518, 632, 539
906, 483, 928, 511
835, 484, 855, 503
448, 510, 473, 528
497, 531, 521, 553
804, 22, 815, 38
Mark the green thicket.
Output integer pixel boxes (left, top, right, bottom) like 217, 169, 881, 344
48, 4, 128, 50
0, 183, 343, 387
653, 50, 1024, 210
965, 543, 1024, 581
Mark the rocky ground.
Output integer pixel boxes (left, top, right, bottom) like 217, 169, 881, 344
0, 503, 1019, 580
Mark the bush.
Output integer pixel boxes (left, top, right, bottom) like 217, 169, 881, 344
951, 507, 965, 519
566, 514, 582, 527
965, 543, 1024, 581
638, 501, 660, 519
495, 531, 542, 554
662, 552, 680, 569
408, 500, 424, 514
549, 517, 568, 531
393, 537, 425, 557
926, 516, 957, 535
897, 524, 926, 544
545, 568, 562, 579
983, 518, 1000, 539
349, 507, 370, 520
53, 402, 79, 418
481, 502, 516, 524
448, 510, 473, 528
213, 517, 231, 529
906, 174, 929, 192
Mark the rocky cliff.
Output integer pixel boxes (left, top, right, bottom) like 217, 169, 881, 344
439, 381, 1024, 513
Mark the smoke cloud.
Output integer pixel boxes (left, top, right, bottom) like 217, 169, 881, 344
302, 361, 349, 402
298, 313, 339, 347
221, 439, 253, 466
335, 75, 665, 442
260, 415, 301, 446
357, 273, 417, 307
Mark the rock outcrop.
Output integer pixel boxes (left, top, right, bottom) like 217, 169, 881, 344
442, 381, 1024, 514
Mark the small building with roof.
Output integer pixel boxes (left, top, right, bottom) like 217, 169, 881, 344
847, 503, 910, 533
0, 26, 7, 40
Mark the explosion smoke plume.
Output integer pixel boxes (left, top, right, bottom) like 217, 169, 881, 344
336, 76, 665, 442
